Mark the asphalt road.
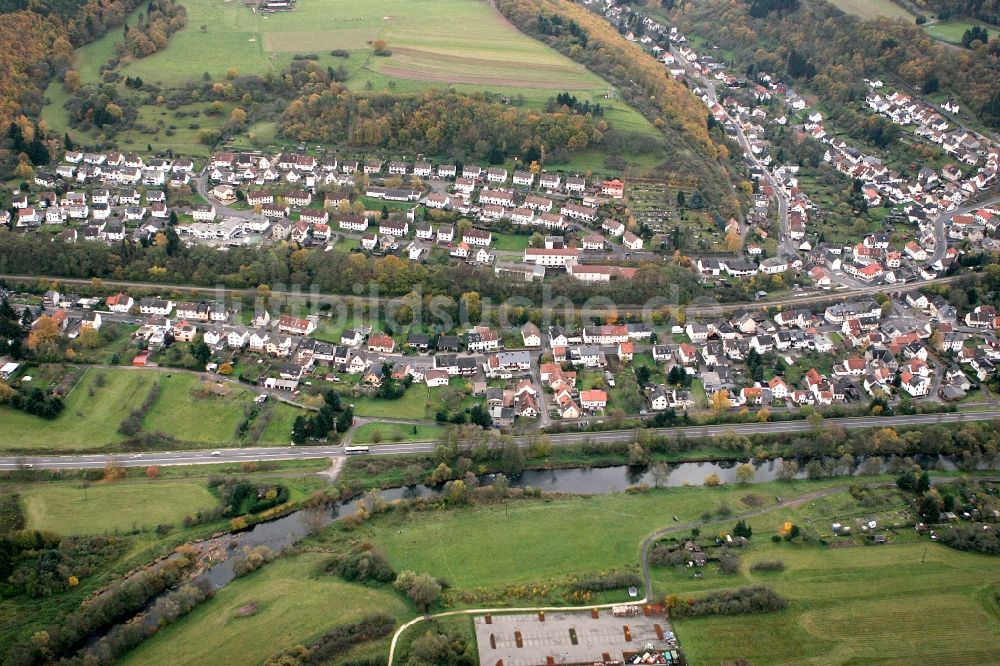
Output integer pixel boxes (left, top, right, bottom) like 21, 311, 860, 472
3, 411, 997, 471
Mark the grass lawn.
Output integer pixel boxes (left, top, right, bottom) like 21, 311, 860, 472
118, 553, 411, 666
313, 314, 383, 344
925, 19, 993, 46
347, 383, 430, 419
256, 402, 307, 445
1, 368, 154, 451
142, 372, 252, 443
19, 480, 218, 536
490, 232, 532, 252
630, 352, 666, 383
689, 378, 707, 408
352, 421, 445, 444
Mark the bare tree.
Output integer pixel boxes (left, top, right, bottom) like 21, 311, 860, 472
651, 462, 670, 488
300, 508, 328, 536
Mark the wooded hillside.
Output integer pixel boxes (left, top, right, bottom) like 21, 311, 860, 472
0, 0, 142, 175
670, 0, 1000, 129
498, 0, 742, 217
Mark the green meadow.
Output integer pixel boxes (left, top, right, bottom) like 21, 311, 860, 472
118, 552, 411, 666
1, 368, 293, 452
925, 19, 993, 46
19, 480, 218, 535
43, 0, 660, 158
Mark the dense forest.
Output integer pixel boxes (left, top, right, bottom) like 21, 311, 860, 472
118, 0, 187, 59
666, 0, 1000, 129
0, 0, 143, 175
498, 0, 744, 218
281, 85, 613, 163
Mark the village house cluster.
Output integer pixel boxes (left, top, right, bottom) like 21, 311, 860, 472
5, 145, 649, 289
591, 0, 998, 294
27, 265, 999, 431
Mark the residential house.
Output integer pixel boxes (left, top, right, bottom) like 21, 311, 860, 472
367, 333, 396, 354
277, 315, 317, 336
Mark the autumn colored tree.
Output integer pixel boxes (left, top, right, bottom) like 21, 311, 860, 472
27, 316, 59, 351
724, 228, 743, 253
145, 465, 160, 479
63, 70, 81, 92
103, 460, 126, 481
710, 389, 732, 413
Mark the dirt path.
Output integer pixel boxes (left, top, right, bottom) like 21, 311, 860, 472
317, 456, 344, 483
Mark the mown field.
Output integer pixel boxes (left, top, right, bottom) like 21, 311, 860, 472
118, 553, 411, 666
2, 367, 292, 451
120, 0, 604, 94
351, 421, 445, 444
12, 461, 329, 535
651, 487, 1000, 665
666, 540, 1000, 665
825, 0, 916, 21
43, 0, 660, 164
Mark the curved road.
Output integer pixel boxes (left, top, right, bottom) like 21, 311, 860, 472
3, 410, 997, 470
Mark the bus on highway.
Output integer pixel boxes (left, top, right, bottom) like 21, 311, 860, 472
343, 445, 370, 455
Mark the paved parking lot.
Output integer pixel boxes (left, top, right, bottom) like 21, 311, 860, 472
474, 609, 677, 666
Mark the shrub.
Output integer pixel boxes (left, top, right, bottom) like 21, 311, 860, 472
750, 560, 786, 573
325, 542, 396, 584
394, 570, 441, 612
670, 585, 787, 618
265, 613, 395, 665
569, 572, 642, 593
232, 545, 275, 578
5, 556, 194, 662
719, 553, 741, 575
403, 624, 476, 666
936, 524, 1000, 555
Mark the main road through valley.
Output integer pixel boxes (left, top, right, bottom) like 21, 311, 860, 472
2, 410, 997, 471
